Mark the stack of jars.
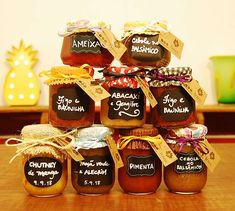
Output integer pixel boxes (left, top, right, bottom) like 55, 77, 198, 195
6, 20, 210, 197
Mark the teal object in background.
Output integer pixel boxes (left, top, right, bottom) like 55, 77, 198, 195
210, 55, 235, 103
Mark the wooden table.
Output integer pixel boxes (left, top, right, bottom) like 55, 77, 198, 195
0, 144, 234, 211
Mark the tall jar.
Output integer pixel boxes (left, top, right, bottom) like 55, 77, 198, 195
100, 66, 146, 128
149, 67, 196, 128
41, 66, 95, 128
117, 125, 162, 195
59, 20, 114, 67
6, 124, 69, 197
164, 124, 208, 194
71, 126, 115, 195
120, 21, 171, 68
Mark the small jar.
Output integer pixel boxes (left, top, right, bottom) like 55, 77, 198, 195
117, 125, 162, 195
149, 67, 196, 128
59, 20, 114, 67
100, 66, 146, 128
120, 21, 171, 67
20, 124, 68, 197
71, 126, 115, 195
164, 124, 208, 194
42, 66, 95, 128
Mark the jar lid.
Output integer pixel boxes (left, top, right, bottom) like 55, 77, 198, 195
102, 66, 145, 88
119, 124, 158, 136
40, 65, 93, 85
73, 125, 113, 150
22, 124, 64, 140
21, 124, 68, 161
58, 19, 110, 37
123, 21, 168, 35
167, 124, 208, 139
149, 67, 192, 87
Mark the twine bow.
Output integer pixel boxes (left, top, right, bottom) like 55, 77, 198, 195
117, 135, 162, 150
5, 129, 83, 163
172, 137, 209, 155
39, 64, 92, 85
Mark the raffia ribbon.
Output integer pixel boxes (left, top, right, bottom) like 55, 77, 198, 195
5, 129, 84, 163
39, 64, 92, 85
117, 135, 163, 153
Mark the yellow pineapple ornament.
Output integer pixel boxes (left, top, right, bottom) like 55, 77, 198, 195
4, 40, 41, 106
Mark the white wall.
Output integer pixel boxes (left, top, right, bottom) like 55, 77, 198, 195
1, 0, 235, 105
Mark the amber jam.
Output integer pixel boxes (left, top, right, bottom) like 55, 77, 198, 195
120, 21, 171, 67
60, 21, 114, 67
71, 126, 115, 195
100, 66, 146, 129
117, 125, 162, 195
164, 124, 208, 194
149, 67, 196, 128
41, 66, 95, 128
20, 124, 68, 197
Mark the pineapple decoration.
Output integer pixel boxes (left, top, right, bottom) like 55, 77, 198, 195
4, 40, 40, 106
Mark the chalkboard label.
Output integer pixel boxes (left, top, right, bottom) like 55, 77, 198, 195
71, 34, 101, 54
108, 87, 144, 120
157, 88, 194, 122
174, 152, 204, 173
52, 87, 90, 120
24, 157, 62, 187
127, 155, 156, 177
129, 34, 163, 62
72, 155, 113, 186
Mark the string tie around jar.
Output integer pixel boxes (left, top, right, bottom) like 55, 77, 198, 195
117, 135, 162, 150
173, 137, 209, 155
5, 129, 83, 163
149, 67, 193, 83
124, 21, 169, 35
39, 64, 92, 85
91, 68, 147, 85
58, 19, 108, 37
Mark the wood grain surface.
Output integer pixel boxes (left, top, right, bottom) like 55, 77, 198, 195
0, 144, 234, 211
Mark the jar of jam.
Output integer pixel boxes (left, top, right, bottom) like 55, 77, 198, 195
59, 20, 114, 67
41, 66, 95, 128
100, 66, 146, 128
117, 125, 162, 195
120, 21, 171, 67
71, 126, 115, 195
149, 67, 196, 128
164, 124, 208, 194
6, 124, 69, 197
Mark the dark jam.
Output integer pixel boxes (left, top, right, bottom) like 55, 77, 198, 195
120, 34, 171, 67
60, 32, 114, 67
71, 147, 115, 195
150, 85, 196, 128
49, 83, 94, 128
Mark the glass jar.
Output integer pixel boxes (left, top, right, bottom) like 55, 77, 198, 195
117, 125, 162, 195
20, 124, 68, 197
164, 124, 208, 194
100, 66, 146, 128
120, 21, 171, 67
59, 20, 114, 67
149, 67, 196, 128
71, 126, 115, 195
41, 66, 95, 128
